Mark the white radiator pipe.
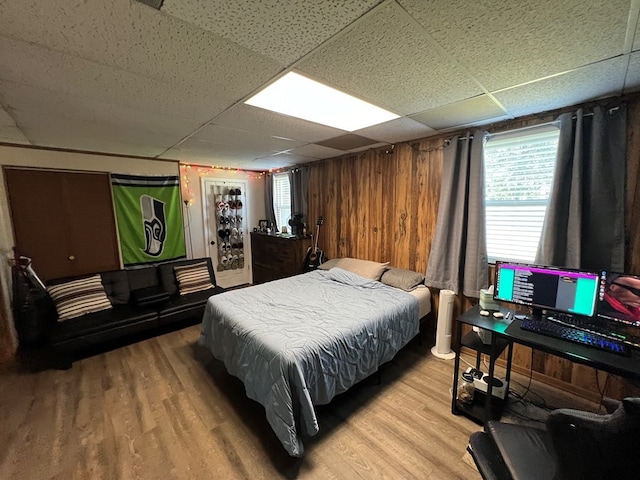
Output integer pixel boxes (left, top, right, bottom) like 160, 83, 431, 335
431, 289, 456, 360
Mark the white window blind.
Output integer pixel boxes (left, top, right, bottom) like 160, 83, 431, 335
273, 173, 291, 231
484, 125, 560, 263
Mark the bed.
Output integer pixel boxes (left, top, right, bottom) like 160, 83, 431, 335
198, 262, 431, 457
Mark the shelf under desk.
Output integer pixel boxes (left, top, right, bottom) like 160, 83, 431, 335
452, 306, 514, 424
452, 305, 640, 425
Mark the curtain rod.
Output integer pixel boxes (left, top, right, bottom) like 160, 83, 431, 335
469, 104, 622, 140
413, 101, 625, 154
487, 121, 558, 137
487, 105, 621, 136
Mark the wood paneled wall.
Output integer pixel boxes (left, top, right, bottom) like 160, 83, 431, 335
308, 138, 443, 272
308, 96, 640, 401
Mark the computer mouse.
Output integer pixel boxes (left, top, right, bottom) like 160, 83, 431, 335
480, 310, 490, 316
493, 312, 504, 318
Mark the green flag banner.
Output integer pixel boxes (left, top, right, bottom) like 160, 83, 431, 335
111, 174, 186, 267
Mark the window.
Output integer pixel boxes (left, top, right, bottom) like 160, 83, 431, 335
273, 173, 291, 231
484, 124, 560, 263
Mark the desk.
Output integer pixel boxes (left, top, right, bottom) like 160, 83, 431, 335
451, 305, 640, 425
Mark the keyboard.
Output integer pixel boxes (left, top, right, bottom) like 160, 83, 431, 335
551, 313, 640, 349
520, 317, 629, 355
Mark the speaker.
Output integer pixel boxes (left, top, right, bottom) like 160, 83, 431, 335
431, 289, 456, 359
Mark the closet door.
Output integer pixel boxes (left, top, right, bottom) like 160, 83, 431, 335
5, 168, 120, 281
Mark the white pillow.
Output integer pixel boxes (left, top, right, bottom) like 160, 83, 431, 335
333, 258, 389, 281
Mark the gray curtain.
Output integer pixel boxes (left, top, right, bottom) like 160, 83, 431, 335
288, 166, 309, 219
425, 130, 488, 297
264, 172, 278, 230
535, 104, 626, 271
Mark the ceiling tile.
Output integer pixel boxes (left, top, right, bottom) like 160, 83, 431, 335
157, 148, 222, 166
136, 0, 163, 9
493, 57, 626, 118
0, 104, 31, 144
315, 134, 380, 151
346, 142, 388, 153
624, 52, 640, 93
211, 103, 347, 143
400, 0, 629, 91
0, 107, 17, 127
287, 143, 345, 159
241, 156, 298, 170
0, 0, 281, 103
253, 151, 319, 169
159, 140, 247, 167
0, 0, 636, 169
190, 124, 305, 152
161, 0, 383, 66
12, 110, 171, 156
411, 95, 507, 130
354, 117, 436, 143
0, 37, 237, 123
634, 14, 640, 52
0, 82, 201, 146
297, 1, 482, 115
0, 126, 30, 145
161, 132, 301, 165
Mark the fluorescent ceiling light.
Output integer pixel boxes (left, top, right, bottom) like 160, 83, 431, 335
245, 72, 399, 132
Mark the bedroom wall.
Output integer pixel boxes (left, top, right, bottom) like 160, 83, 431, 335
178, 163, 266, 273
308, 95, 640, 401
308, 138, 442, 272
0, 145, 179, 359
0, 147, 269, 359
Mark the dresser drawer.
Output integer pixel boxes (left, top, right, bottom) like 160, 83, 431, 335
250, 232, 309, 284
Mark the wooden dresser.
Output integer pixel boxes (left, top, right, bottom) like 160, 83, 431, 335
250, 232, 311, 284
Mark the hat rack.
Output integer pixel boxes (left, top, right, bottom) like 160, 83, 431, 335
214, 185, 245, 271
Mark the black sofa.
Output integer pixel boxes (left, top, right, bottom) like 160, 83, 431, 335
40, 257, 224, 363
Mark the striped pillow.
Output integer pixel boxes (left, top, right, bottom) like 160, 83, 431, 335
47, 275, 112, 321
174, 262, 215, 295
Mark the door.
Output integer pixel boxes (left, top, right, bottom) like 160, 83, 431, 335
202, 177, 251, 288
4, 168, 121, 282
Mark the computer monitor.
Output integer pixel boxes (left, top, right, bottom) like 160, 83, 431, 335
597, 271, 640, 328
494, 261, 599, 318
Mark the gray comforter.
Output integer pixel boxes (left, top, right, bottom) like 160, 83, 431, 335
198, 268, 419, 457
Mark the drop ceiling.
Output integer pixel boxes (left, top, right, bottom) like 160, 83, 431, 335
0, 0, 639, 170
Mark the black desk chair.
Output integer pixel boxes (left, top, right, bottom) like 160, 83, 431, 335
468, 397, 640, 480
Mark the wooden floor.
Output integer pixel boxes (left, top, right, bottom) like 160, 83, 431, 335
0, 325, 594, 480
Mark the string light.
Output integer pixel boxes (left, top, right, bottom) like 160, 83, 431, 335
180, 163, 276, 204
